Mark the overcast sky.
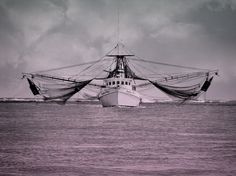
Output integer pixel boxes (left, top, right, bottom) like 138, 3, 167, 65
0, 0, 236, 100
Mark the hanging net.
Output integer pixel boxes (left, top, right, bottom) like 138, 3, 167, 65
149, 76, 213, 100
26, 74, 92, 103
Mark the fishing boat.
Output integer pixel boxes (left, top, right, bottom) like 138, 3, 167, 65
98, 44, 141, 107
22, 42, 218, 107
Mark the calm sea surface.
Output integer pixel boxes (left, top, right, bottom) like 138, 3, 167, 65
0, 102, 235, 176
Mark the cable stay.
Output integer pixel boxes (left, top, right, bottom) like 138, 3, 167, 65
129, 57, 212, 71
22, 72, 80, 83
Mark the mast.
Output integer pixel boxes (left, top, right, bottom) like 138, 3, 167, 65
117, 4, 120, 55
117, 7, 120, 55
106, 43, 135, 78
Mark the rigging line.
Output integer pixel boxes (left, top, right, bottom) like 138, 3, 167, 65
30, 45, 116, 74
71, 58, 115, 78
157, 74, 203, 83
128, 70, 209, 78
68, 45, 121, 78
128, 58, 164, 76
22, 72, 83, 83
86, 83, 103, 88
68, 59, 111, 77
95, 58, 117, 78
82, 64, 107, 76
116, 45, 211, 71
83, 85, 100, 91
161, 73, 203, 82
68, 56, 109, 79
160, 71, 207, 80
117, 5, 120, 44
105, 43, 124, 56
129, 57, 211, 71
106, 42, 218, 73
79, 64, 112, 80
157, 82, 201, 90
139, 85, 156, 91
182, 74, 210, 85
165, 75, 206, 85
93, 58, 117, 79
136, 82, 153, 88
32, 60, 102, 74
126, 59, 144, 77
155, 73, 209, 85
140, 73, 186, 76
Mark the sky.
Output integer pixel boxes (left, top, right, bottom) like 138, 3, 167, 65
0, 0, 236, 100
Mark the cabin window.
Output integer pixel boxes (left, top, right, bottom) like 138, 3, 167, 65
128, 82, 130, 85
125, 82, 128, 85
109, 82, 111, 85
112, 81, 115, 85
117, 81, 120, 84
121, 81, 124, 85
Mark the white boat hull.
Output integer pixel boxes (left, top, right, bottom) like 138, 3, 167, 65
99, 88, 141, 107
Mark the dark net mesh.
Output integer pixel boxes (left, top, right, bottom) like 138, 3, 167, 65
150, 76, 214, 100
26, 75, 91, 103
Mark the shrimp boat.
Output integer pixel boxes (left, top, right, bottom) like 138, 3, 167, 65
22, 42, 218, 107
98, 44, 141, 107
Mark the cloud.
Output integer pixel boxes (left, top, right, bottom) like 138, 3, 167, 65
0, 0, 236, 100
188, 0, 236, 44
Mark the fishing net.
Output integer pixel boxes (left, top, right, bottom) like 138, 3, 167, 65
150, 76, 213, 100
26, 75, 91, 103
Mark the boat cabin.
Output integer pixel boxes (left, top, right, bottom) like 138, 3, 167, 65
103, 78, 136, 90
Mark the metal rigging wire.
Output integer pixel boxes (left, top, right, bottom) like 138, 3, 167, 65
32, 60, 102, 74
118, 43, 215, 71
30, 45, 118, 74
129, 57, 212, 71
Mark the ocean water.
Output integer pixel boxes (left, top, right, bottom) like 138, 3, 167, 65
0, 102, 235, 176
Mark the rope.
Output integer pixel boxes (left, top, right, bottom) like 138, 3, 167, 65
113, 43, 214, 71
32, 60, 101, 74
30, 44, 118, 74
127, 58, 164, 77
129, 57, 211, 71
